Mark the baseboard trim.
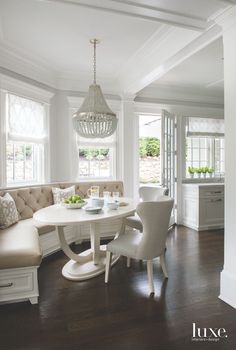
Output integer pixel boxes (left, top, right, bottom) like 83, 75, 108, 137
219, 269, 236, 309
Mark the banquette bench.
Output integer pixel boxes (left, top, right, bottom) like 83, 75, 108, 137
0, 181, 124, 305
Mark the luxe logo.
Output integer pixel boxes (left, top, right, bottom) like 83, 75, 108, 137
192, 323, 228, 342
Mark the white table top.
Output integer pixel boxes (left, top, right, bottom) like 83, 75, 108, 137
33, 197, 136, 226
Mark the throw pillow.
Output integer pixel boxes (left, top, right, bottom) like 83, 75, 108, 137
52, 186, 75, 204
0, 193, 19, 229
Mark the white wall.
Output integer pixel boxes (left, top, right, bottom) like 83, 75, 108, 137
217, 9, 236, 309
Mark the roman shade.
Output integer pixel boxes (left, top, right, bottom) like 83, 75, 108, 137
187, 117, 224, 138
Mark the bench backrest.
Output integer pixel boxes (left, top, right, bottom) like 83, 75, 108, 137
0, 181, 124, 220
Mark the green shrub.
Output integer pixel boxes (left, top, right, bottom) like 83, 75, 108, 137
139, 137, 160, 158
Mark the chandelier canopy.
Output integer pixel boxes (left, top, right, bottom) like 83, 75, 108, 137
73, 39, 118, 139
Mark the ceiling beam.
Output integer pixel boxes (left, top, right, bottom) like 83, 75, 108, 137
118, 24, 222, 95
219, 0, 236, 4
109, 0, 204, 21
37, 0, 207, 31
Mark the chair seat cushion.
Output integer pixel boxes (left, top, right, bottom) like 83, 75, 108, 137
0, 221, 42, 269
125, 215, 143, 232
107, 231, 142, 258
22, 218, 55, 236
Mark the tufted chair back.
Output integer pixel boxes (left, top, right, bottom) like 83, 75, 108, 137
0, 181, 124, 221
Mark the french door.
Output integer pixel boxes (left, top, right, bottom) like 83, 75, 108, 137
161, 110, 176, 224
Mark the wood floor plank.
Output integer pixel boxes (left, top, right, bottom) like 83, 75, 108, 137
0, 226, 235, 350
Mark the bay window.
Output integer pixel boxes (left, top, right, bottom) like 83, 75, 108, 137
77, 134, 116, 179
6, 93, 47, 185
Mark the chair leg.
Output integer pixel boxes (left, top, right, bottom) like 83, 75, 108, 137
105, 251, 112, 283
147, 260, 154, 294
127, 257, 131, 268
160, 254, 168, 278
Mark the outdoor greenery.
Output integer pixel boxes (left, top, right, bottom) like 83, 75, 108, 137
79, 148, 109, 159
188, 166, 214, 175
139, 137, 160, 158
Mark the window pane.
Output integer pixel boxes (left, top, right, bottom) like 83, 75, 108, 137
6, 142, 41, 184
192, 149, 199, 161
78, 148, 112, 178
200, 148, 207, 161
25, 145, 34, 181
192, 138, 199, 147
14, 143, 24, 181
200, 138, 206, 148
185, 133, 225, 178
6, 143, 14, 182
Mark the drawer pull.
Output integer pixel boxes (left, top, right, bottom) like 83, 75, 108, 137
212, 191, 222, 194
0, 282, 13, 288
211, 199, 223, 202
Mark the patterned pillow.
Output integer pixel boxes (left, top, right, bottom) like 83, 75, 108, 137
0, 193, 19, 229
52, 186, 75, 204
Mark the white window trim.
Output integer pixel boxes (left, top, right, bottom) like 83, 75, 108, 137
183, 117, 225, 182
0, 74, 53, 188
67, 96, 121, 181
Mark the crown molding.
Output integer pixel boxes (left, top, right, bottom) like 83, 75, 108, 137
38, 0, 207, 31
0, 74, 54, 103
213, 5, 236, 31
0, 40, 57, 88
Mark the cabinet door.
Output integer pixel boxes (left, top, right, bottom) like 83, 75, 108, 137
200, 197, 224, 229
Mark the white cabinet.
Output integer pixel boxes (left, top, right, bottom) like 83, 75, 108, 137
182, 184, 224, 231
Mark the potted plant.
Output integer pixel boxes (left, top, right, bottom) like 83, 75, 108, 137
196, 167, 202, 178
201, 167, 208, 178
188, 166, 196, 179
207, 167, 214, 178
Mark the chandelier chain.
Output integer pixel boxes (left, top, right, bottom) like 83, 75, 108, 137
93, 40, 96, 84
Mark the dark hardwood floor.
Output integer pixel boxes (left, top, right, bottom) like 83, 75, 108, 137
1, 226, 236, 350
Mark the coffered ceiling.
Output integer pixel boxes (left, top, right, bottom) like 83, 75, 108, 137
150, 38, 224, 92
0, 0, 233, 95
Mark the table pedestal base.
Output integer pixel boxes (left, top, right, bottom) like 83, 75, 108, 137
61, 245, 119, 281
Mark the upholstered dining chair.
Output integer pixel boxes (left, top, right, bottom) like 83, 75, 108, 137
105, 198, 174, 294
125, 186, 169, 232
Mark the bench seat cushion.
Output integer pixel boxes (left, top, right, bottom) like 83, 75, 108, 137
0, 221, 42, 269
22, 218, 55, 236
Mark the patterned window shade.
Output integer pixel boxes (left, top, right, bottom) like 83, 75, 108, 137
187, 117, 224, 138
7, 94, 46, 142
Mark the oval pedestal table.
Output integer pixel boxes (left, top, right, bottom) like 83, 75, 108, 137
33, 198, 135, 281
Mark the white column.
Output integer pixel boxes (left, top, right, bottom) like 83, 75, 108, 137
50, 91, 71, 182
215, 7, 236, 309
121, 96, 139, 199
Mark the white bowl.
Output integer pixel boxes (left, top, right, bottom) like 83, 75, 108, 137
62, 201, 86, 209
107, 202, 119, 210
90, 198, 104, 208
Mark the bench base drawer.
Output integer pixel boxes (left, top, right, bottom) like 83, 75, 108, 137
0, 266, 39, 305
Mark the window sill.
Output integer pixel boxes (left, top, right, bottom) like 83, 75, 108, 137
77, 177, 116, 182
182, 177, 224, 184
